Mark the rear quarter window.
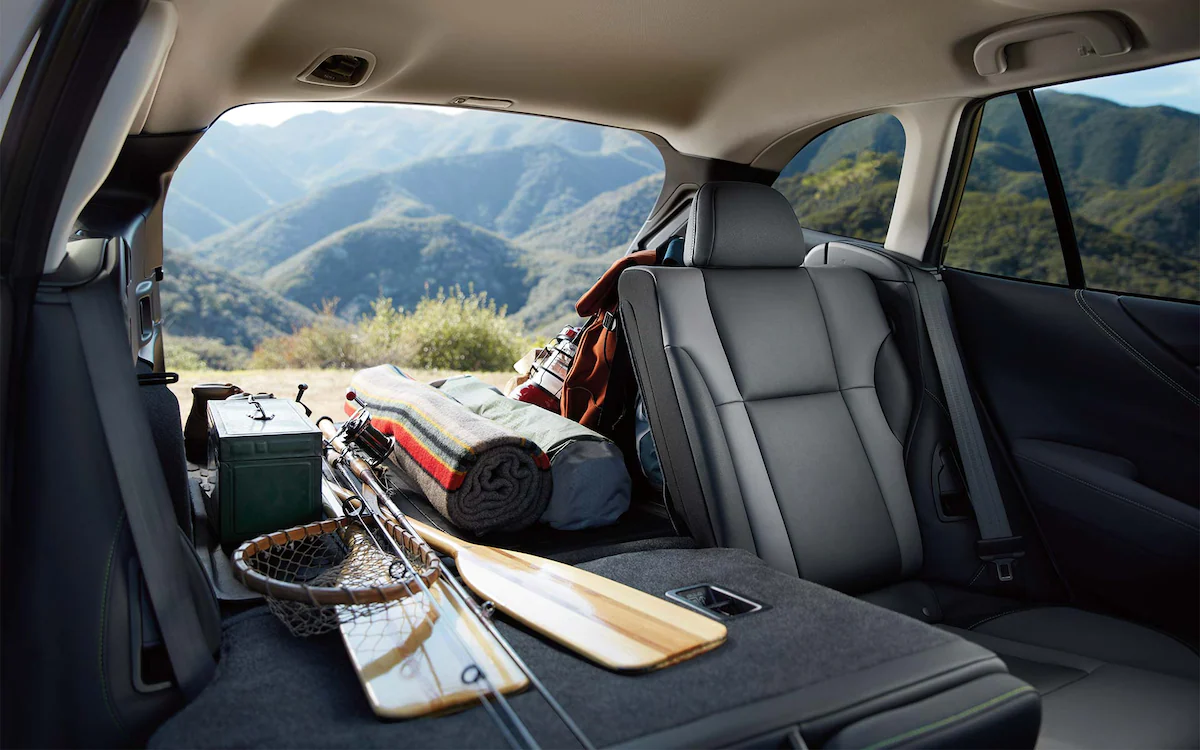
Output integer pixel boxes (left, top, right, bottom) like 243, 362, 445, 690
772, 113, 906, 244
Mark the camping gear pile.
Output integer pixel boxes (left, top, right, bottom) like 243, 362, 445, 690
211, 390, 726, 734
345, 365, 553, 535
439, 374, 630, 530
204, 393, 323, 545
507, 325, 580, 412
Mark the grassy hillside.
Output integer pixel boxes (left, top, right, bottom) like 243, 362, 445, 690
160, 249, 318, 347
164, 90, 1197, 358
166, 107, 662, 245
263, 214, 533, 319
518, 173, 664, 256
191, 144, 654, 276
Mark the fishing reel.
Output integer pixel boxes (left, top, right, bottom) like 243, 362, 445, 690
338, 389, 396, 468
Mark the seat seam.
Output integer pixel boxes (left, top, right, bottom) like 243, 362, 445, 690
627, 271, 716, 544
698, 271, 800, 574
862, 685, 1038, 750
1016, 453, 1199, 531
872, 331, 905, 447
922, 387, 951, 421
98, 510, 131, 737
1037, 665, 1095, 697
712, 385, 879, 408
1074, 289, 1200, 407
808, 271, 908, 575
966, 608, 1027, 631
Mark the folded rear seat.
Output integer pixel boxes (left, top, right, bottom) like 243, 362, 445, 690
155, 547, 1039, 748
619, 181, 1200, 749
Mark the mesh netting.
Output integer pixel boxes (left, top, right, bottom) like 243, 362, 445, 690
234, 517, 440, 637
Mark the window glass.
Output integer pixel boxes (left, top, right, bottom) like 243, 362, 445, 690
943, 94, 1068, 283
773, 114, 905, 243
161, 103, 665, 373
1038, 61, 1199, 300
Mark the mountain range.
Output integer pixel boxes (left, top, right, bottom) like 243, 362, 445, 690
163, 93, 1198, 357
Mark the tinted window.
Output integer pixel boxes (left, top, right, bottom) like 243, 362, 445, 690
944, 61, 1199, 301
773, 114, 905, 243
944, 94, 1067, 283
1038, 62, 1199, 300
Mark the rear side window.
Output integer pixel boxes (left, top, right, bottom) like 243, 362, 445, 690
944, 94, 1068, 284
1037, 67, 1199, 300
943, 60, 1199, 301
773, 114, 906, 244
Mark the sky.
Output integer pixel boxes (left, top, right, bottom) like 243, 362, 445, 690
222, 59, 1200, 126
1045, 59, 1199, 113
221, 102, 461, 126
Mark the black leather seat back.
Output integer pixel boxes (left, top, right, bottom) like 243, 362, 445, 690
620, 183, 922, 593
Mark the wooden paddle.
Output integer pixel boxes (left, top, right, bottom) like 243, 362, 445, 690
322, 484, 528, 719
406, 517, 728, 672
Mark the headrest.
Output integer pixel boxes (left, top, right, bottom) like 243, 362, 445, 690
684, 182, 809, 269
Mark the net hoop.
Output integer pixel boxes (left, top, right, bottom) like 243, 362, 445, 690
232, 516, 441, 606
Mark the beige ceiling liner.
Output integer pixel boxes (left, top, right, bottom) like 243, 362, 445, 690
148, 0, 1199, 164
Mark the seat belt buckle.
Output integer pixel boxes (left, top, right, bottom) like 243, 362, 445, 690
977, 536, 1025, 582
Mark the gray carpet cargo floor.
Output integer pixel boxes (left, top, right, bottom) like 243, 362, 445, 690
152, 548, 958, 748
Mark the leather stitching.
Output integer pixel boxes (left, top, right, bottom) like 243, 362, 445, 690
98, 510, 130, 736
922, 387, 951, 421
1074, 289, 1199, 407
1016, 454, 1199, 531
809, 271, 910, 576
967, 608, 1027, 630
861, 685, 1038, 750
967, 563, 986, 587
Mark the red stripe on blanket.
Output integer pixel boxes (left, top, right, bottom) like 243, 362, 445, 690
344, 402, 467, 490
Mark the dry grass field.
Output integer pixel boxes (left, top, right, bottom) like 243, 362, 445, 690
168, 368, 512, 425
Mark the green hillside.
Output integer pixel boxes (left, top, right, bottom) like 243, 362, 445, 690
159, 249, 318, 347
192, 144, 654, 275
163, 90, 1197, 358
775, 94, 1198, 300
167, 108, 662, 245
518, 173, 664, 256
263, 214, 534, 319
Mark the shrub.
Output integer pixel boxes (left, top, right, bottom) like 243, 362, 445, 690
387, 287, 536, 371
247, 290, 536, 371
166, 335, 251, 370
249, 300, 363, 369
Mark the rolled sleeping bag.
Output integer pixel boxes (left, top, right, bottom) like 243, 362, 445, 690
347, 365, 552, 535
435, 375, 631, 530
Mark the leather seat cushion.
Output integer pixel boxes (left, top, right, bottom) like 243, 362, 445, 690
946, 608, 1199, 749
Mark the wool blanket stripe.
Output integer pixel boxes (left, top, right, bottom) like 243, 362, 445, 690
347, 365, 552, 534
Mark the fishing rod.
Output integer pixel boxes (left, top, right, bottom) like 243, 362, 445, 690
317, 417, 540, 749
318, 406, 595, 750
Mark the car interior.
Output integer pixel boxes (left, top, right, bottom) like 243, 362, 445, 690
1, 0, 1197, 748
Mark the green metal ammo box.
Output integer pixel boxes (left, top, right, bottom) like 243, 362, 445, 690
206, 396, 322, 546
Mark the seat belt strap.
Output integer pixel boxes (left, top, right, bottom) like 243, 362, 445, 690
912, 269, 1023, 581
69, 285, 215, 699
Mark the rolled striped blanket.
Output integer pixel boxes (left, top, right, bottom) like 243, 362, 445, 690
347, 365, 553, 535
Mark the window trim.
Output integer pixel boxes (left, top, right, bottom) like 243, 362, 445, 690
770, 112, 906, 245
933, 71, 1197, 302
1017, 90, 1086, 288
925, 99, 985, 266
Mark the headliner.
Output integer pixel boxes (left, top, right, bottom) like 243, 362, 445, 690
147, 0, 1199, 165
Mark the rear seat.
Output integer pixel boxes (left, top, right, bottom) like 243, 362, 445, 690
619, 181, 1200, 749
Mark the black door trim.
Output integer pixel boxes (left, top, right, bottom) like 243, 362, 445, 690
1016, 90, 1085, 289
925, 100, 986, 266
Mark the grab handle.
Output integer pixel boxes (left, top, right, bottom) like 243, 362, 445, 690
974, 12, 1131, 76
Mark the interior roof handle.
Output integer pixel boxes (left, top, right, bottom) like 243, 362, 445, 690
973, 12, 1132, 76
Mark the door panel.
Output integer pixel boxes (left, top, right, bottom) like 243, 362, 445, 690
944, 269, 1199, 639
1119, 295, 1200, 369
